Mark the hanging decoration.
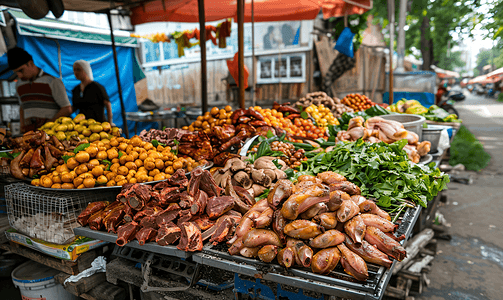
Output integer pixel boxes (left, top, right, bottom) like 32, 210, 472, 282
130, 19, 232, 57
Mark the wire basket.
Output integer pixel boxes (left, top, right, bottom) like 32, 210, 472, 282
5, 183, 117, 244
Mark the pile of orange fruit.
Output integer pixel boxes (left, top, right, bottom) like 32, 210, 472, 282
253, 107, 327, 140
293, 118, 328, 140
341, 93, 376, 111
184, 106, 233, 133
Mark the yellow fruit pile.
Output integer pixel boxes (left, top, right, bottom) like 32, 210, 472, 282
40, 114, 121, 142
31, 136, 201, 189
305, 104, 339, 127
184, 106, 233, 133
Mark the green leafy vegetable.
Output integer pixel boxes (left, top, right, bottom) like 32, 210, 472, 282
266, 130, 274, 138
73, 143, 90, 154
172, 139, 179, 156
272, 159, 282, 169
118, 151, 124, 159
255, 189, 270, 201
299, 139, 450, 211
0, 152, 21, 160
300, 111, 309, 119
101, 159, 112, 171
62, 155, 75, 164
152, 139, 167, 148
449, 125, 490, 171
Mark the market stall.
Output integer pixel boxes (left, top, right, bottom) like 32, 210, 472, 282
0, 93, 455, 299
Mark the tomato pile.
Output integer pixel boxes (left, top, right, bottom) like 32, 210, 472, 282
341, 94, 376, 111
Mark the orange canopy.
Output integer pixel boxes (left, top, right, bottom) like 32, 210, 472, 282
131, 0, 322, 25
321, 0, 371, 19
130, 0, 371, 25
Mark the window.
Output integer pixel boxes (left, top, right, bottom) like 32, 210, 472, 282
144, 43, 161, 63
257, 53, 306, 84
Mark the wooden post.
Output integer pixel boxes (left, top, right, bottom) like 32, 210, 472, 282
237, 0, 245, 109
251, 0, 256, 107
388, 0, 395, 105
198, 0, 208, 113
107, 11, 130, 138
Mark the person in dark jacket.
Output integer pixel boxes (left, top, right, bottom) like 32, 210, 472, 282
72, 60, 113, 123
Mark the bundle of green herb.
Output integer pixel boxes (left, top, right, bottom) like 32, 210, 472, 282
298, 139, 449, 213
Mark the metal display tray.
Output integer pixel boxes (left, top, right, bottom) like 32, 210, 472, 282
193, 205, 422, 300
74, 226, 192, 259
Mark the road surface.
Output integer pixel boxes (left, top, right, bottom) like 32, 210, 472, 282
417, 91, 503, 300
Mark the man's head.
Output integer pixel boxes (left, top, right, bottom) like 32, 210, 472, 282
7, 47, 38, 81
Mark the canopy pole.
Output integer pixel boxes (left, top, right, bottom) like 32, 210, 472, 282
237, 0, 245, 109
388, 0, 395, 105
198, 0, 208, 113
251, 0, 256, 108
107, 11, 130, 138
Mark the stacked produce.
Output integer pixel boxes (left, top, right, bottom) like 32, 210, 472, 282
297, 140, 449, 212
336, 116, 431, 163
78, 167, 254, 251
212, 156, 289, 199
0, 128, 23, 150
304, 104, 339, 127
178, 108, 283, 162
31, 135, 202, 189
248, 140, 306, 169
184, 106, 233, 133
9, 130, 72, 179
387, 99, 461, 123
295, 92, 354, 118
341, 93, 377, 112
39, 114, 121, 142
226, 171, 406, 281
139, 128, 191, 146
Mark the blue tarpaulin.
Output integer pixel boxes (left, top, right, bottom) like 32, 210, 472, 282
0, 9, 156, 134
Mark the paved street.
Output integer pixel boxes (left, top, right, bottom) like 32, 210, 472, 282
417, 91, 503, 299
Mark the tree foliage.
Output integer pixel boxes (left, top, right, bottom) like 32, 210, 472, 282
484, 0, 503, 40
437, 51, 466, 71
369, 0, 476, 71
475, 47, 500, 73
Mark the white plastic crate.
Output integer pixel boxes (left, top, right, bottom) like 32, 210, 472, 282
5, 183, 117, 244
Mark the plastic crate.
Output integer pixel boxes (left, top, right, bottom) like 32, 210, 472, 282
5, 183, 117, 244
233, 273, 325, 300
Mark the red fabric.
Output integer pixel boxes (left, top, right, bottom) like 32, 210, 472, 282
321, 0, 371, 19
131, 0, 323, 25
227, 52, 249, 89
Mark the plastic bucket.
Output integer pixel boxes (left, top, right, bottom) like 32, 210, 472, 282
422, 124, 452, 152
379, 114, 426, 141
11, 261, 78, 300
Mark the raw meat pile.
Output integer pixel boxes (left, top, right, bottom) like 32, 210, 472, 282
227, 171, 407, 281
78, 167, 253, 251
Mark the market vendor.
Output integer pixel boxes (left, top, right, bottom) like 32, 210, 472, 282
72, 60, 113, 123
7, 46, 72, 133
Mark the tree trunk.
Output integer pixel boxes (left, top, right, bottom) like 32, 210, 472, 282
420, 16, 434, 71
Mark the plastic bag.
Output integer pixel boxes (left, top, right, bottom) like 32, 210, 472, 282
334, 27, 355, 58
227, 51, 249, 89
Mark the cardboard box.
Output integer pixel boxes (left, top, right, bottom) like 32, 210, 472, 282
5, 229, 108, 261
